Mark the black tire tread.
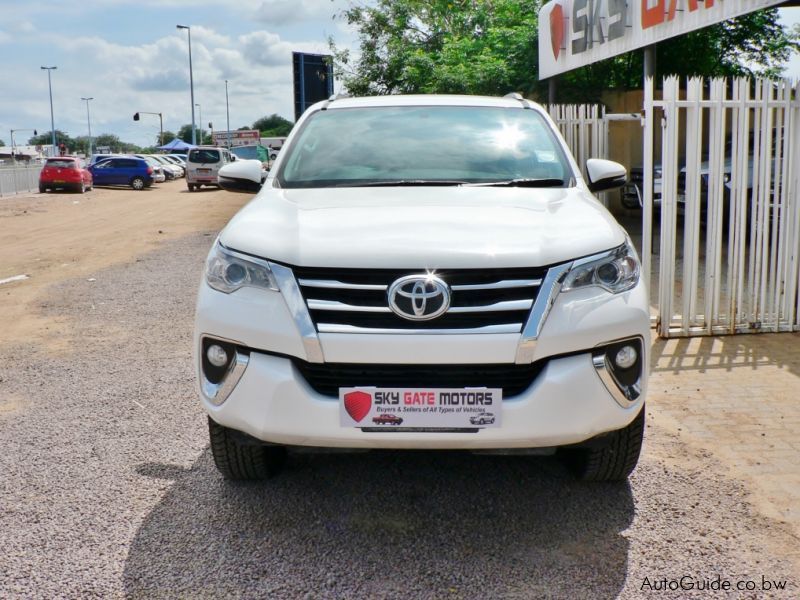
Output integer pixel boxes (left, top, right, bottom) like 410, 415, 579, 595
208, 417, 285, 480
561, 406, 645, 481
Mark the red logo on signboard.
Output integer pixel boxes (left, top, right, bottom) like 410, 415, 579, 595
344, 391, 372, 423
550, 4, 565, 60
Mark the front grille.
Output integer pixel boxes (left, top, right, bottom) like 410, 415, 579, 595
293, 360, 546, 398
292, 266, 547, 333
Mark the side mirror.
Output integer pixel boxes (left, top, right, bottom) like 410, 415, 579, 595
586, 159, 627, 193
218, 160, 263, 194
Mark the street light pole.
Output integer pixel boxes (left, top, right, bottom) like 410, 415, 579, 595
195, 103, 202, 144
176, 25, 196, 146
41, 66, 57, 155
133, 111, 164, 147
9, 128, 38, 165
225, 79, 231, 149
81, 97, 94, 156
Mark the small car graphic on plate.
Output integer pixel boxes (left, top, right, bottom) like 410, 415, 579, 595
372, 413, 403, 425
469, 412, 495, 425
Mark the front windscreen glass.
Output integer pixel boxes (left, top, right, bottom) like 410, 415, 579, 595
189, 149, 220, 163
277, 105, 572, 188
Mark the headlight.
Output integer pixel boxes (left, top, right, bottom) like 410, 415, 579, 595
561, 241, 640, 294
205, 242, 279, 294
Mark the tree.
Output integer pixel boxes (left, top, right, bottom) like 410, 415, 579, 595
0, 140, 5, 147
178, 124, 208, 144
159, 131, 177, 146
29, 130, 74, 150
252, 114, 294, 137
94, 134, 124, 153
330, 2, 799, 102
331, 0, 539, 97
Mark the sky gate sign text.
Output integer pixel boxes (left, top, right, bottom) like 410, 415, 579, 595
538, 0, 786, 79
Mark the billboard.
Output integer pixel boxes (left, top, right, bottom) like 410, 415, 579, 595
293, 52, 334, 121
538, 0, 786, 79
211, 129, 260, 147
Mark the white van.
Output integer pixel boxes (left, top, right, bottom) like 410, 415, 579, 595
186, 146, 234, 191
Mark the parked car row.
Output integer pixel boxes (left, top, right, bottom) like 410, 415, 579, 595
39, 153, 190, 193
39, 148, 236, 194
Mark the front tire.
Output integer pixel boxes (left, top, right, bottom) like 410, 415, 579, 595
208, 417, 286, 480
39, 185, 47, 193
131, 176, 145, 190
558, 406, 645, 481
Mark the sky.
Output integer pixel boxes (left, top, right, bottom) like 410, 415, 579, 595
1, 1, 799, 150
0, 0, 355, 148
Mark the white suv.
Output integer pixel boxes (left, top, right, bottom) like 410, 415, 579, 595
196, 94, 649, 482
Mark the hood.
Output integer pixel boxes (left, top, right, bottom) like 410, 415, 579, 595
219, 186, 626, 269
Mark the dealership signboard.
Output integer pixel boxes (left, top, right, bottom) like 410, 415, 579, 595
211, 129, 259, 147
538, 0, 785, 79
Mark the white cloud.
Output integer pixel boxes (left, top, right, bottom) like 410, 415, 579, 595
252, 0, 350, 26
239, 31, 296, 66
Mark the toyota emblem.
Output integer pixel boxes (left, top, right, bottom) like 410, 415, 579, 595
387, 274, 451, 321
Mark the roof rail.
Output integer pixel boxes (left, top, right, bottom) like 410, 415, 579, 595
504, 91, 533, 109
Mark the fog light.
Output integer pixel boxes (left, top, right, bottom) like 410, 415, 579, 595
206, 344, 229, 368
615, 345, 638, 369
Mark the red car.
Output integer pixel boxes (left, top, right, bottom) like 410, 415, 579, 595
372, 413, 403, 425
39, 157, 93, 193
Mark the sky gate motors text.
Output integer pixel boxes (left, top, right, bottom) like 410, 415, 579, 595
373, 391, 495, 406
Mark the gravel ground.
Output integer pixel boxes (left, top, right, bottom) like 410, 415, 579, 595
0, 231, 798, 599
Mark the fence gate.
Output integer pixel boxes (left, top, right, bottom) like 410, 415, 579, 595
547, 104, 609, 202
643, 76, 800, 337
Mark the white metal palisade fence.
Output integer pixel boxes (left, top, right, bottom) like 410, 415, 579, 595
546, 104, 608, 202
0, 164, 44, 197
643, 76, 800, 337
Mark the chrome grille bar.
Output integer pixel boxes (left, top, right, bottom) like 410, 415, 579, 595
446, 299, 533, 313
308, 299, 391, 313
299, 279, 387, 291
317, 323, 522, 334
450, 279, 542, 291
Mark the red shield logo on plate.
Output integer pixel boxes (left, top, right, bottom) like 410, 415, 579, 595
344, 391, 372, 423
550, 4, 564, 60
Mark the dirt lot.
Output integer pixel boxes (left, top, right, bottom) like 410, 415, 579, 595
0, 181, 798, 598
0, 180, 247, 351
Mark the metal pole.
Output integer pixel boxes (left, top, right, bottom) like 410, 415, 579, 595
548, 77, 557, 104
225, 80, 231, 149
41, 66, 57, 154
81, 97, 93, 156
177, 25, 196, 145
159, 112, 164, 147
10, 130, 15, 166
196, 103, 202, 144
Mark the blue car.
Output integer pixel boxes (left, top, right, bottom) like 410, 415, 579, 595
88, 156, 154, 190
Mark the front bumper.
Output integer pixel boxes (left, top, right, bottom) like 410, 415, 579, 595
194, 271, 650, 449
201, 349, 643, 449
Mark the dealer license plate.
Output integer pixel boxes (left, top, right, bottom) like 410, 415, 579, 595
54, 180, 65, 184
339, 387, 501, 429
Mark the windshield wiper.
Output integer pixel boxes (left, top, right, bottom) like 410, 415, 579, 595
349, 179, 468, 187
464, 178, 565, 188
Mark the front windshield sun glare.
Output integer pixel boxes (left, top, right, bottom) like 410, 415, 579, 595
277, 105, 572, 189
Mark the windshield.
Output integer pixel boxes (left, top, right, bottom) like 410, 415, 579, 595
277, 105, 572, 188
189, 149, 220, 163
46, 159, 78, 169
231, 145, 268, 161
